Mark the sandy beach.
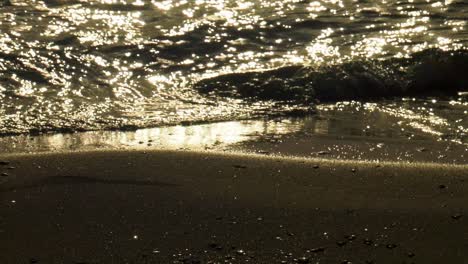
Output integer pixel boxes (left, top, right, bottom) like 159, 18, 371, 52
1, 149, 467, 263
0, 0, 467, 263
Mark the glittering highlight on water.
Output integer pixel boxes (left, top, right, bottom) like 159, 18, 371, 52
0, 0, 466, 144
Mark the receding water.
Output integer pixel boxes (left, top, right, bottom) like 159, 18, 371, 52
0, 0, 466, 144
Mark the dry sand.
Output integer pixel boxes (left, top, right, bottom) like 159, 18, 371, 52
0, 149, 467, 263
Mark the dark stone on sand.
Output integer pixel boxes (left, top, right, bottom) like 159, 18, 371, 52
297, 256, 310, 263
336, 241, 347, 247
438, 184, 447, 189
407, 252, 416, 258
363, 239, 373, 245
235, 249, 246, 255
233, 165, 247, 169
0, 161, 9, 166
345, 234, 356, 241
180, 255, 201, 264
208, 242, 223, 251
310, 247, 325, 253
6, 167, 15, 170
313, 165, 319, 169
1, 173, 8, 177
386, 244, 397, 249
29, 259, 39, 263
351, 168, 356, 173
417, 147, 428, 152
317, 151, 329, 155
451, 214, 463, 220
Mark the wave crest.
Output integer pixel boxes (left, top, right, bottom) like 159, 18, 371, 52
194, 49, 468, 103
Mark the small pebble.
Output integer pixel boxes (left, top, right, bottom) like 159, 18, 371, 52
337, 241, 347, 247
438, 184, 447, 189
235, 249, 245, 255
297, 257, 310, 263
208, 243, 223, 251
1, 173, 8, 177
0, 161, 9, 166
386, 244, 397, 249
407, 252, 415, 258
452, 214, 463, 220
233, 165, 247, 169
310, 247, 325, 253
313, 165, 319, 169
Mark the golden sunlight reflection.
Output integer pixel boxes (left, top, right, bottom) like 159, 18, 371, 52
0, 120, 307, 153
2, 101, 465, 155
0, 0, 466, 139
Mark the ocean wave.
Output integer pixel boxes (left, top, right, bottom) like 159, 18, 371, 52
194, 49, 468, 103
0, 0, 467, 137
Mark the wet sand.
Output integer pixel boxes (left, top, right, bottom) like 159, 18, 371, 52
0, 149, 467, 263
229, 133, 468, 165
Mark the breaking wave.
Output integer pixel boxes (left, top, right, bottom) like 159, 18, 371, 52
195, 49, 468, 103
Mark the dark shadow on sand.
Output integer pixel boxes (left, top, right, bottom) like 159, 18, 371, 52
0, 175, 179, 193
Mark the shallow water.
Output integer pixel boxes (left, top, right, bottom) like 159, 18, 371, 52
0, 0, 467, 143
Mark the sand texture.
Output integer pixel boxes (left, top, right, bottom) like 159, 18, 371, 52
0, 150, 467, 263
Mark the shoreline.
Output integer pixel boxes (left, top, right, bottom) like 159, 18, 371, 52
0, 114, 466, 165
1, 147, 468, 169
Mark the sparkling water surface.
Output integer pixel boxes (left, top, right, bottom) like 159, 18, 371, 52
0, 0, 466, 144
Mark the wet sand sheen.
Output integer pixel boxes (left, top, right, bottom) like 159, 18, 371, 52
0, 150, 467, 263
